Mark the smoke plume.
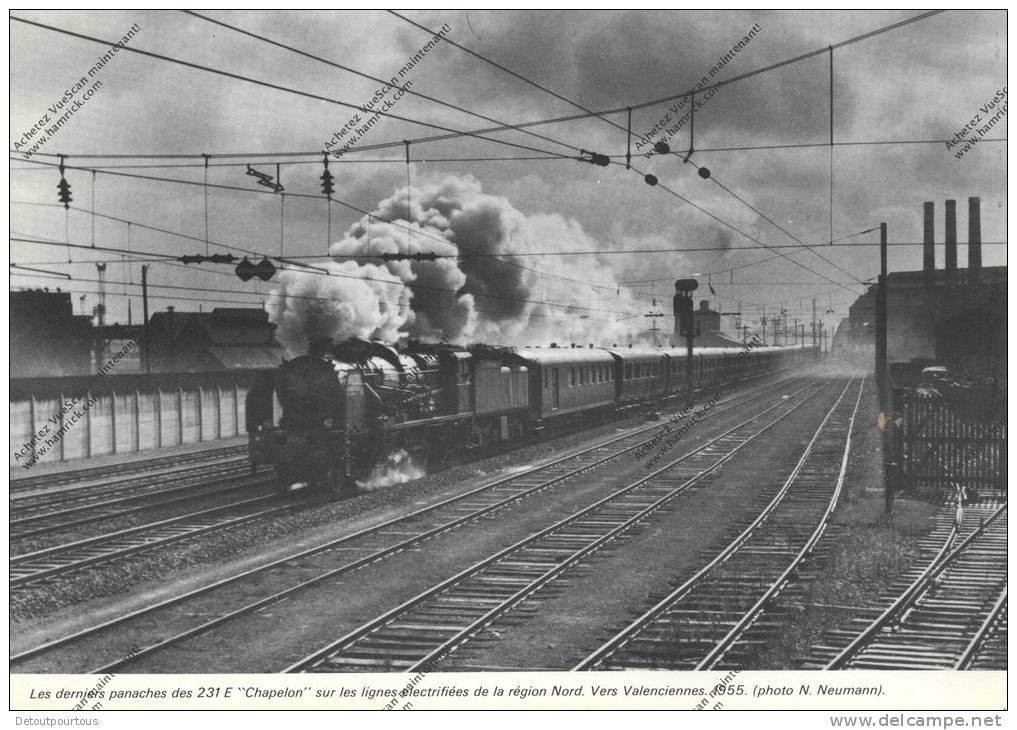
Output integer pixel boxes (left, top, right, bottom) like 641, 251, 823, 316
269, 174, 645, 349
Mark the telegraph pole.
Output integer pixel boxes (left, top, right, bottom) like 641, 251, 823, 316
812, 298, 817, 347
877, 221, 893, 515
142, 264, 151, 374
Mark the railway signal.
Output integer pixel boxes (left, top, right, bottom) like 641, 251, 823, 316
674, 278, 700, 396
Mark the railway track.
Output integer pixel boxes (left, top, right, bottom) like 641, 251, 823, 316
11, 455, 252, 509
799, 502, 996, 668
10, 371, 798, 543
283, 378, 838, 672
962, 593, 1007, 670
9, 474, 297, 588
571, 377, 862, 671
825, 503, 1006, 670
11, 465, 272, 542
10, 443, 248, 493
12, 373, 817, 672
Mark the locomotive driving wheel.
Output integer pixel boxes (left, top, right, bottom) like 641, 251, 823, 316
275, 473, 294, 495
323, 462, 345, 497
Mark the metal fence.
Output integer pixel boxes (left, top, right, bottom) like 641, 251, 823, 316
893, 387, 1006, 496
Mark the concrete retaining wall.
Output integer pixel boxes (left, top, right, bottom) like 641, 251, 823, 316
10, 370, 270, 467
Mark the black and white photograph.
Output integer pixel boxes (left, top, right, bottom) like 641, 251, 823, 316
9, 8, 1007, 716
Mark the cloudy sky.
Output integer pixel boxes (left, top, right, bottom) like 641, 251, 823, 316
9, 9, 1007, 348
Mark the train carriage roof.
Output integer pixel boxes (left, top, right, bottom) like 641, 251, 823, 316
602, 347, 668, 362
655, 344, 797, 358
511, 348, 616, 367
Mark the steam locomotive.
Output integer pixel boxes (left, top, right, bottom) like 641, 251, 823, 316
245, 337, 818, 494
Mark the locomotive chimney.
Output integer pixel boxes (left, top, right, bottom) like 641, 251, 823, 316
945, 199, 957, 272
968, 196, 982, 276
923, 201, 935, 287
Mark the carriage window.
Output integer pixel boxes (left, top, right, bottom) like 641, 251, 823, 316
570, 367, 575, 386
544, 370, 548, 389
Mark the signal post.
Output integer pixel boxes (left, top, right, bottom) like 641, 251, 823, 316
673, 278, 700, 397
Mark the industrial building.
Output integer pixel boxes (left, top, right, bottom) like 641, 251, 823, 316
836, 197, 1005, 378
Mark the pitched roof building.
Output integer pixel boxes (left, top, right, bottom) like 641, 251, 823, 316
147, 307, 285, 372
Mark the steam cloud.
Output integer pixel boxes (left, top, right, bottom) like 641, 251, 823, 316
355, 449, 426, 490
268, 174, 646, 349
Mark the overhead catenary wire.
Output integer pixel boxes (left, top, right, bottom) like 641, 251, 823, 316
388, 9, 947, 286
11, 157, 631, 294
181, 10, 586, 158
391, 10, 947, 119
8, 271, 636, 322
11, 205, 1005, 262
14, 157, 867, 296
9, 197, 629, 296
13, 11, 955, 165
11, 137, 1006, 168
629, 164, 861, 295
3, 8, 980, 325
10, 237, 642, 318
10, 13, 649, 298
9, 15, 584, 164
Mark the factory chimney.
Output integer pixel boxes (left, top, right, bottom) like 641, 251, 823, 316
968, 196, 982, 276
944, 199, 957, 272
923, 201, 935, 287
